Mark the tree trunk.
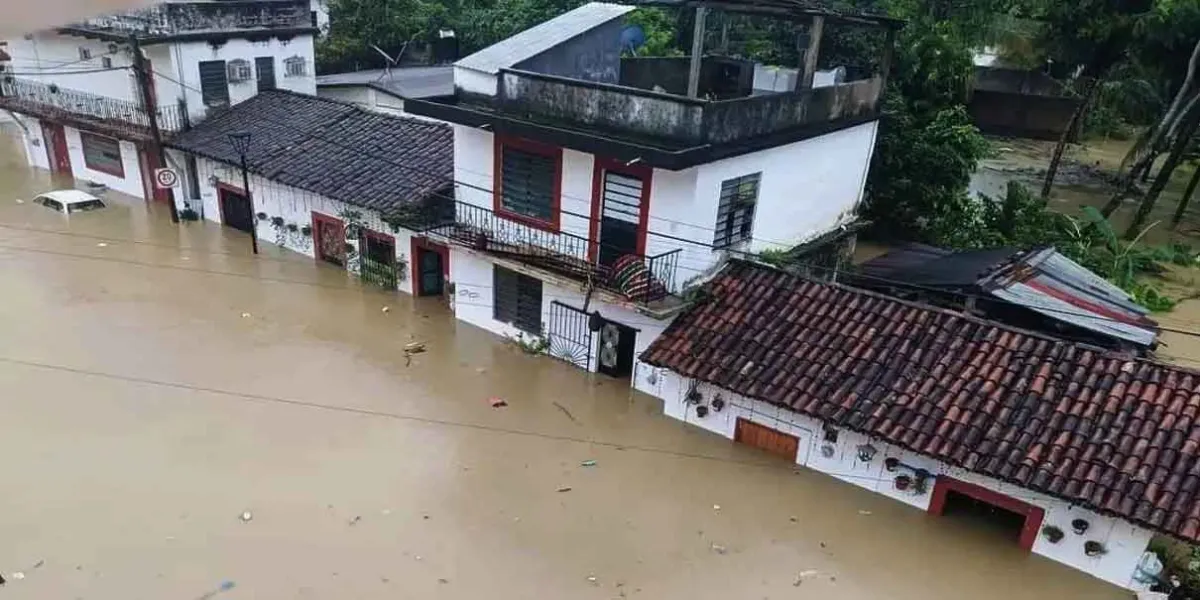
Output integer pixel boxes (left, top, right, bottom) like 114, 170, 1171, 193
1125, 110, 1200, 237
1171, 162, 1200, 228
1118, 40, 1200, 185
1042, 76, 1103, 199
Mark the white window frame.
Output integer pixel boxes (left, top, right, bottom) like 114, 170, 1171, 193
713, 173, 761, 249
226, 59, 252, 83
284, 56, 307, 78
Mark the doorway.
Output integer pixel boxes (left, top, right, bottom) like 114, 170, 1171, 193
311, 211, 346, 266
411, 238, 448, 298
40, 122, 70, 174
595, 317, 636, 378
590, 159, 650, 269
218, 184, 253, 234
359, 229, 397, 290
928, 477, 1045, 550
138, 146, 170, 203
734, 418, 799, 461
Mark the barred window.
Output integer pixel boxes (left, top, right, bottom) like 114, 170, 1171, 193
713, 173, 760, 249
493, 266, 542, 335
227, 59, 252, 82
284, 56, 307, 77
496, 138, 559, 229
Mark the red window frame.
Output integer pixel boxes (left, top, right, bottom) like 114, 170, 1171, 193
79, 131, 125, 177
588, 157, 652, 263
493, 134, 562, 233
928, 476, 1045, 551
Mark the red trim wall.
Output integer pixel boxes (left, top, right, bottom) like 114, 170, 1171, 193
929, 476, 1045, 551
410, 237, 450, 297
493, 134, 562, 233
216, 182, 249, 226
588, 157, 652, 263
79, 131, 125, 177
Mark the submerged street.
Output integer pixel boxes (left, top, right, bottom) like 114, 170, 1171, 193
0, 127, 1129, 599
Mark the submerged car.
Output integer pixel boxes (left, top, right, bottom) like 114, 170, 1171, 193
33, 190, 106, 214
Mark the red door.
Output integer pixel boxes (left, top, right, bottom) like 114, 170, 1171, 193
138, 146, 170, 203
311, 212, 346, 266
40, 122, 70, 174
928, 476, 1046, 550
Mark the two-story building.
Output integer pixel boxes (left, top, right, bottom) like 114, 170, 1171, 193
402, 1, 898, 387
0, 0, 318, 208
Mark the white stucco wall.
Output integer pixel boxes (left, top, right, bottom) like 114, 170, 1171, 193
454, 66, 497, 96
316, 86, 411, 117
192, 157, 414, 294
450, 249, 670, 374
645, 368, 1155, 590
167, 35, 317, 123
62, 126, 145, 198
5, 34, 138, 103
15, 116, 50, 170
452, 120, 879, 292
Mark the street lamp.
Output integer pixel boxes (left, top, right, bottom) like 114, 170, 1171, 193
227, 130, 258, 255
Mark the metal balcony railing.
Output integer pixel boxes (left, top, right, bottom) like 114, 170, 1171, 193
420, 200, 681, 305
66, 0, 313, 37
0, 77, 185, 140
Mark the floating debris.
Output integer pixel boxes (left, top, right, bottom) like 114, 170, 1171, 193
556, 486, 573, 493
240, 511, 253, 522
96, 242, 108, 247
489, 397, 508, 408
381, 306, 391, 313
381, 509, 392, 516
580, 460, 597, 467
240, 313, 251, 319
32, 560, 43, 569
586, 575, 598, 585
14, 199, 23, 204
711, 543, 727, 555
11, 573, 24, 580
712, 504, 721, 511
552, 401, 578, 423
438, 578, 449, 584
789, 516, 798, 523
858, 510, 872, 516
349, 516, 362, 526
793, 570, 820, 586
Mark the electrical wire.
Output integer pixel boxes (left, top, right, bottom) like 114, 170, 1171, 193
2, 66, 132, 76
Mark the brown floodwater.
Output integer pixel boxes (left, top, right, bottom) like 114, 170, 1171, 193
0, 125, 1130, 599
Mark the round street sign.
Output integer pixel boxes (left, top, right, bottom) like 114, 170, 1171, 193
154, 168, 179, 189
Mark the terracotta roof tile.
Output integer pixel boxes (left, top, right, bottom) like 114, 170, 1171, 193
641, 261, 1200, 542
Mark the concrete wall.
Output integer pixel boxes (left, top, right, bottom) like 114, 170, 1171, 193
316, 85, 411, 117
166, 35, 316, 122
15, 116, 50, 170
192, 156, 414, 294
644, 368, 1156, 591
63, 125, 145, 198
450, 248, 670, 374
514, 18, 625, 83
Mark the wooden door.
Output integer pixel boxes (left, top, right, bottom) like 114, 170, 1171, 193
40, 122, 70, 174
311, 212, 345, 266
735, 418, 800, 461
218, 185, 254, 234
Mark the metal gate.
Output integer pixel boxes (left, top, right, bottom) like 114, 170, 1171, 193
359, 233, 397, 290
547, 301, 593, 371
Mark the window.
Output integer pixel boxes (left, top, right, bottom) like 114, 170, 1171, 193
67, 199, 106, 213
255, 57, 276, 90
284, 56, 307, 77
713, 173, 760, 249
198, 60, 230, 108
493, 266, 543, 335
80, 132, 124, 177
823, 426, 839, 444
226, 59, 252, 83
495, 137, 560, 230
78, 46, 92, 61
101, 56, 113, 69
40, 198, 64, 212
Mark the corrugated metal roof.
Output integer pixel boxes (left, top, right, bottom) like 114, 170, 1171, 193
315, 66, 454, 98
455, 2, 634, 75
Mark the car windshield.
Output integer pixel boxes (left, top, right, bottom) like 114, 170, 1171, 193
67, 199, 105, 213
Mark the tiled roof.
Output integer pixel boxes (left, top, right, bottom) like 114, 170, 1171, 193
455, 2, 633, 74
642, 260, 1200, 541
169, 90, 452, 219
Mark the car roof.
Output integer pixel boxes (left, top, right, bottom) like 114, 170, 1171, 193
38, 190, 101, 205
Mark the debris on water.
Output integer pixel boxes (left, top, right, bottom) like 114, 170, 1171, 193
475, 367, 487, 374
0, 573, 5, 585
713, 504, 721, 511
711, 543, 727, 555
96, 242, 108, 247
349, 515, 361, 525
240, 511, 253, 522
423, 514, 430, 520
14, 199, 23, 204
240, 313, 251, 319
404, 341, 426, 354
551, 401, 578, 423
381, 509, 392, 516
586, 575, 598, 585
414, 555, 423, 561
11, 573, 24, 580
557, 486, 573, 493
580, 460, 597, 467
793, 570, 820, 586
32, 560, 43, 569
858, 510, 872, 516
789, 516, 798, 523
490, 397, 508, 408
438, 578, 449, 584
381, 306, 390, 313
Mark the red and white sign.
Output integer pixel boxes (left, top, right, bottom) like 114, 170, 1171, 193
153, 168, 178, 189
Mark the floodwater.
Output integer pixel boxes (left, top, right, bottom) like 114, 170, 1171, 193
0, 126, 1130, 600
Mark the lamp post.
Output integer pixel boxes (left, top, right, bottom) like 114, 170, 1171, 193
227, 130, 257, 255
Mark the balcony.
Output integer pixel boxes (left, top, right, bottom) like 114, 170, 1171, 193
0, 77, 185, 141
60, 0, 314, 42
417, 201, 682, 309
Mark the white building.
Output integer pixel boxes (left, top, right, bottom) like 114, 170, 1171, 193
401, 2, 897, 381
0, 0, 318, 205
639, 259, 1176, 591
315, 65, 452, 118
166, 89, 453, 293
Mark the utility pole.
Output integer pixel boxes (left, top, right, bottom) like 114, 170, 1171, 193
130, 34, 180, 224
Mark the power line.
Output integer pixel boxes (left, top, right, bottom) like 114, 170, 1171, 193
2, 66, 132, 76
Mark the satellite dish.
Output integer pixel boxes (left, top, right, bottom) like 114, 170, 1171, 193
620, 24, 646, 53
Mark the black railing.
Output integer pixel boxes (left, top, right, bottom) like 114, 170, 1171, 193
67, 0, 312, 36
0, 77, 185, 138
421, 201, 681, 304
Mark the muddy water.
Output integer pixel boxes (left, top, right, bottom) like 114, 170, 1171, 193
0, 127, 1128, 599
